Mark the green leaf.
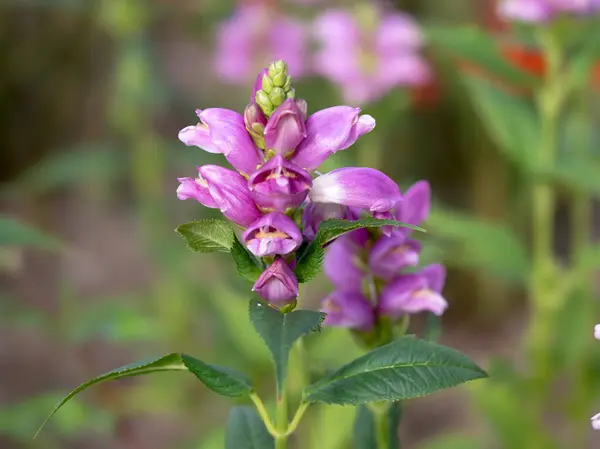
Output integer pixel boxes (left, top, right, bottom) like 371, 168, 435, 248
176, 219, 236, 253
249, 298, 325, 393
176, 219, 263, 281
14, 145, 125, 193
225, 406, 274, 449
427, 206, 529, 284
36, 353, 252, 437
425, 25, 538, 88
461, 75, 539, 171
566, 26, 600, 91
0, 216, 62, 251
353, 403, 402, 449
303, 336, 487, 405
295, 218, 424, 283
231, 236, 264, 282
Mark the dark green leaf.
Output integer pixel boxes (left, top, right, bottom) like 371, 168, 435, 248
176, 219, 236, 253
225, 406, 274, 449
295, 218, 424, 283
303, 336, 487, 405
353, 403, 402, 449
36, 353, 252, 437
461, 75, 539, 171
0, 216, 62, 251
425, 25, 538, 88
249, 298, 325, 393
231, 236, 264, 282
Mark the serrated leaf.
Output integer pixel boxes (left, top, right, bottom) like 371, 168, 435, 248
225, 406, 274, 449
0, 216, 62, 251
294, 218, 424, 283
353, 403, 402, 449
36, 353, 252, 437
425, 25, 538, 88
231, 236, 263, 282
461, 75, 539, 171
303, 336, 487, 405
249, 298, 325, 394
176, 219, 236, 253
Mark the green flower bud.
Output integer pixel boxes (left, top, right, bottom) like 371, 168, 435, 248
285, 88, 296, 100
261, 75, 274, 94
255, 89, 274, 116
283, 76, 292, 91
272, 72, 287, 88
268, 60, 287, 79
270, 87, 286, 107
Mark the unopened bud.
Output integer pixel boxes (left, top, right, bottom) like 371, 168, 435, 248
272, 72, 287, 88
285, 88, 296, 100
255, 90, 274, 116
283, 76, 292, 91
244, 103, 268, 149
270, 87, 286, 107
268, 60, 287, 79
262, 75, 274, 94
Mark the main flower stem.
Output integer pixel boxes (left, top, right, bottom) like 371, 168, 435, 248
275, 391, 288, 449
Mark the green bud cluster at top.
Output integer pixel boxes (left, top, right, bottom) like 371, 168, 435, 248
255, 60, 295, 117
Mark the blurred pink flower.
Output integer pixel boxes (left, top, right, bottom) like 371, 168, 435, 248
498, 0, 600, 22
313, 6, 430, 104
214, 4, 308, 84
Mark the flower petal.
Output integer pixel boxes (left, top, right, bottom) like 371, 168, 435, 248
292, 106, 376, 171
199, 165, 262, 228
248, 155, 312, 212
321, 291, 375, 331
176, 176, 218, 208
199, 109, 263, 175
396, 180, 431, 226
323, 235, 364, 292
309, 167, 401, 212
419, 263, 446, 293
368, 236, 421, 280
379, 273, 448, 317
264, 99, 307, 156
242, 212, 303, 257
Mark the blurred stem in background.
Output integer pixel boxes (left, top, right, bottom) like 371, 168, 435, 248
528, 28, 563, 380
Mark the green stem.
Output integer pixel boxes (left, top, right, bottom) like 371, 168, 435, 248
528, 29, 564, 378
275, 392, 288, 449
373, 405, 390, 449
250, 393, 279, 437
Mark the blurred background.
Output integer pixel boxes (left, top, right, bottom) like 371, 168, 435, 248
1, 0, 600, 448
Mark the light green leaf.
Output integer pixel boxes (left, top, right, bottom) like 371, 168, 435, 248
353, 403, 402, 449
225, 406, 274, 449
425, 25, 538, 88
427, 206, 529, 283
294, 218, 424, 283
36, 353, 252, 437
249, 299, 325, 394
0, 216, 62, 251
303, 336, 487, 405
461, 75, 539, 171
176, 219, 236, 253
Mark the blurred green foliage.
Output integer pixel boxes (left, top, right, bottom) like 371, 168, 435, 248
2, 0, 600, 448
